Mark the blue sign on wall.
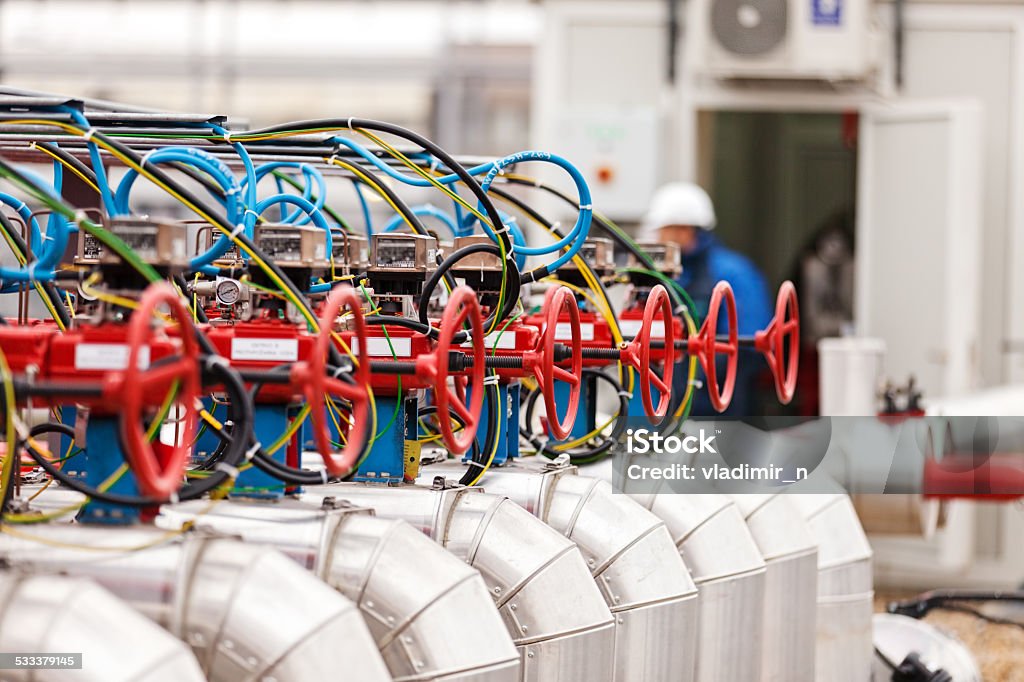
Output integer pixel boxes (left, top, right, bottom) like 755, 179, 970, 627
812, 0, 843, 26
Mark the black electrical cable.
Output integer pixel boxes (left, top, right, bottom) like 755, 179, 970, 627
242, 368, 371, 485
0, 211, 72, 329
890, 590, 1024, 631
493, 177, 659, 271
415, 369, 499, 486
365, 314, 469, 344
243, 118, 520, 322
20, 356, 252, 506
33, 140, 99, 187
462, 376, 500, 485
417, 403, 483, 479
416, 241, 521, 334
336, 163, 429, 237
521, 368, 630, 464
45, 128, 335, 364
28, 422, 75, 440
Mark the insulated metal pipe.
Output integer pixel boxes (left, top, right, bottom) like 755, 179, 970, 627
0, 572, 205, 682
160, 498, 521, 682
0, 526, 392, 682
426, 459, 699, 682
302, 483, 618, 682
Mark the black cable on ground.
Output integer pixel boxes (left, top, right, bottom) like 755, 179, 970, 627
521, 368, 629, 464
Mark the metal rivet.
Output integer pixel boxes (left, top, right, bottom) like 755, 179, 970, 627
521, 625, 528, 633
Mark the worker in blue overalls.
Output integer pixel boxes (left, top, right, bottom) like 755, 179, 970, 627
641, 182, 772, 416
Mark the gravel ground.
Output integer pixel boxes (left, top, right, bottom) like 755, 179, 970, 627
875, 593, 1024, 681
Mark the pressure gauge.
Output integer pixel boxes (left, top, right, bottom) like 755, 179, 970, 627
215, 279, 242, 306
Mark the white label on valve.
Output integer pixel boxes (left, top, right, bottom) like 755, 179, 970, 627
75, 343, 151, 370
231, 338, 299, 362
618, 320, 665, 338
555, 322, 594, 341
351, 337, 412, 357
462, 332, 517, 350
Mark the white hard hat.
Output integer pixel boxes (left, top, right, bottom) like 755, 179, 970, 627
640, 182, 717, 240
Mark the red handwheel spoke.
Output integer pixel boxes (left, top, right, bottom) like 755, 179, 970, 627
551, 366, 580, 387
754, 281, 801, 405
537, 286, 583, 440
451, 397, 474, 425
697, 282, 738, 413
303, 285, 371, 477
119, 283, 201, 500
714, 341, 737, 356
650, 372, 670, 398
431, 287, 485, 455
630, 284, 675, 424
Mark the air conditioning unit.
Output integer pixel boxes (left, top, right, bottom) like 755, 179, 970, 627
701, 0, 874, 81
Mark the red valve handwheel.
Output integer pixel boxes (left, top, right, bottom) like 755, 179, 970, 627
119, 283, 201, 499
687, 281, 738, 413
531, 286, 582, 440
754, 281, 800, 404
420, 286, 485, 455
622, 284, 676, 424
298, 285, 371, 477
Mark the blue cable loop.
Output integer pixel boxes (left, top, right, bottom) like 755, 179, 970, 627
333, 137, 495, 188
0, 192, 56, 282
244, 162, 327, 226
382, 204, 458, 236
351, 180, 373, 237
332, 138, 591, 273
468, 151, 592, 272
56, 106, 118, 218
112, 147, 242, 273
253, 194, 333, 256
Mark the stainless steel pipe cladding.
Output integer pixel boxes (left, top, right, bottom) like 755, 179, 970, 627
0, 572, 205, 682
438, 461, 699, 682
790, 494, 874, 682
0, 526, 392, 682
629, 493, 768, 682
730, 494, 819, 682
303, 484, 617, 682
161, 498, 521, 682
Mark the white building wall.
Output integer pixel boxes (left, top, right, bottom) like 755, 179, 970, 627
535, 0, 1024, 390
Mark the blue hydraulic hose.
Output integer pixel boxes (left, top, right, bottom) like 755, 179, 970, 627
112, 146, 242, 273
253, 194, 333, 256
382, 204, 458, 236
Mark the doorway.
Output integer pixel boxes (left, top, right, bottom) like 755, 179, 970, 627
697, 110, 859, 414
